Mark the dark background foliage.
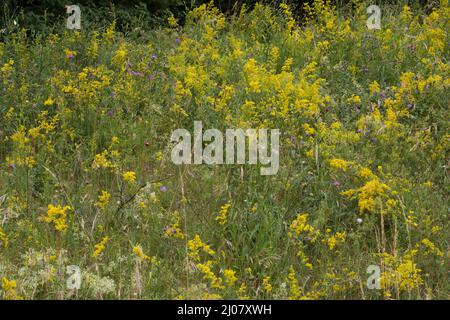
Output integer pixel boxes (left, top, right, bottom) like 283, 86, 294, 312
0, 0, 437, 34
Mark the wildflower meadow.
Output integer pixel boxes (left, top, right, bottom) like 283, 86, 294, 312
0, 0, 449, 300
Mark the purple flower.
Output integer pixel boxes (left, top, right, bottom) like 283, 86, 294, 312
148, 74, 155, 81
160, 186, 167, 192
106, 109, 114, 116
333, 180, 342, 187
175, 37, 181, 44
67, 53, 75, 59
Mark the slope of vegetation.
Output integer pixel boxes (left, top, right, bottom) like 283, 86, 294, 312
0, 1, 448, 299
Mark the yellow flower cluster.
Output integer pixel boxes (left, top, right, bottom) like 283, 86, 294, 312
215, 203, 231, 225
42, 204, 72, 233
96, 191, 111, 210
417, 239, 444, 257
122, 171, 137, 184
92, 150, 115, 169
380, 251, 423, 297
287, 266, 301, 300
262, 276, 272, 293
132, 245, 156, 263
1, 277, 23, 300
324, 231, 346, 251
187, 234, 215, 261
197, 261, 224, 290
164, 211, 185, 239
341, 178, 391, 214
288, 213, 319, 242
223, 269, 238, 286
329, 158, 353, 172
93, 236, 109, 258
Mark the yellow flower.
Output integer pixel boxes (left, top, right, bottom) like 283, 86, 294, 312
2, 277, 16, 291
132, 245, 156, 263
223, 269, 238, 285
188, 234, 215, 261
423, 181, 433, 188
380, 252, 422, 293
347, 94, 362, 104
92, 150, 114, 169
112, 43, 128, 70
168, 15, 178, 28
329, 158, 352, 171
288, 213, 319, 242
287, 266, 301, 300
262, 276, 272, 293
64, 49, 77, 58
1, 59, 14, 74
1, 277, 23, 300
164, 211, 185, 239
358, 167, 376, 179
96, 191, 111, 210
324, 231, 346, 250
369, 81, 380, 95
92, 236, 109, 258
238, 283, 250, 300
197, 261, 224, 289
341, 175, 391, 214
215, 203, 231, 225
122, 171, 136, 183
44, 96, 55, 106
419, 239, 444, 257
42, 204, 72, 233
